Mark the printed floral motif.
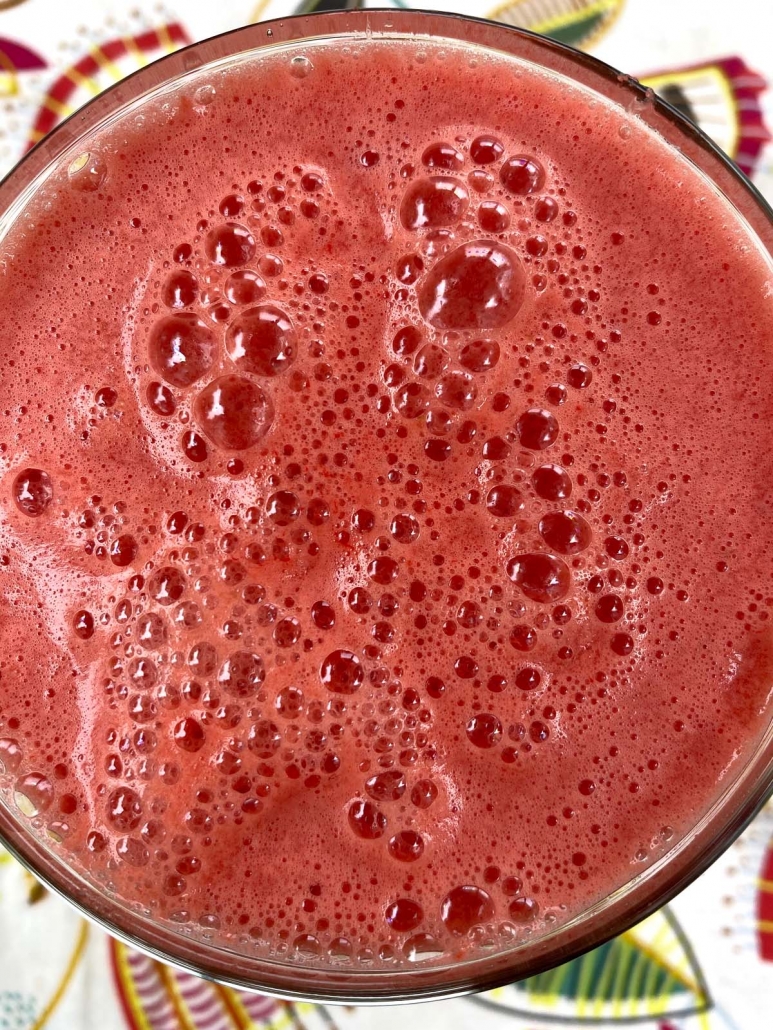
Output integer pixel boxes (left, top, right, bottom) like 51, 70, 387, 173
27, 22, 190, 148
473, 909, 711, 1023
111, 937, 342, 1030
0, 37, 46, 97
641, 57, 772, 176
487, 0, 626, 49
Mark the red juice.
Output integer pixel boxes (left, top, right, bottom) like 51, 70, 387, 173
1, 35, 773, 966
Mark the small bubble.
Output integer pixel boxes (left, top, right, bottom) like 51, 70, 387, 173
401, 177, 469, 231
436, 371, 476, 411
149, 314, 215, 388
218, 652, 265, 697
194, 375, 274, 451
14, 773, 53, 816
535, 197, 559, 223
162, 270, 198, 309
227, 305, 295, 377
478, 201, 510, 233
539, 511, 592, 555
148, 566, 185, 606
366, 770, 406, 802
611, 632, 634, 656
73, 610, 95, 640
368, 557, 399, 584
106, 786, 142, 831
224, 270, 265, 306
275, 686, 305, 719
12, 468, 53, 517
95, 387, 118, 407
348, 800, 386, 839
352, 508, 376, 532
441, 885, 494, 935
68, 151, 107, 192
174, 717, 206, 753
470, 135, 504, 165
595, 594, 624, 623
289, 55, 313, 78
385, 898, 423, 931
411, 779, 438, 809
205, 223, 256, 267
500, 155, 544, 195
109, 534, 138, 567
422, 142, 464, 170
390, 513, 420, 544
418, 240, 525, 331
508, 897, 539, 922
311, 601, 335, 630
567, 364, 592, 389
320, 650, 363, 694
147, 381, 176, 416
507, 553, 571, 603
486, 485, 524, 518
516, 408, 559, 450
274, 617, 301, 648
460, 338, 500, 373
466, 713, 502, 749
510, 625, 537, 651
388, 830, 424, 862
532, 464, 572, 501
193, 84, 216, 108
267, 490, 300, 525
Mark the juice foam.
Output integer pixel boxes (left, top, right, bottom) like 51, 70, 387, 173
1, 37, 772, 965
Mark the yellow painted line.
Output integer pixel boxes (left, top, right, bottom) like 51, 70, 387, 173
215, 983, 254, 1030
156, 960, 197, 1030
157, 23, 177, 55
488, 0, 624, 44
113, 942, 153, 1030
89, 44, 123, 82
251, 0, 273, 22
43, 96, 72, 118
125, 36, 149, 69
30, 920, 89, 1030
67, 65, 101, 96
534, 0, 621, 37
621, 925, 702, 995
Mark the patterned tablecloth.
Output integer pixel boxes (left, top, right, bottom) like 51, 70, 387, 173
1, 1, 773, 1027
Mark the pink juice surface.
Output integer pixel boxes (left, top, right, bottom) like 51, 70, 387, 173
1, 36, 773, 967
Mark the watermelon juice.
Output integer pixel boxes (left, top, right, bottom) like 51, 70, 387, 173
0, 27, 772, 972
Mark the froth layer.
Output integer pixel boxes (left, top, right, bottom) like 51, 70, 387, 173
0, 37, 772, 968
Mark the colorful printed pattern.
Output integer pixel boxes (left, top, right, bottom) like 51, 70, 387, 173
0, 992, 37, 1030
111, 940, 281, 1030
475, 909, 710, 1022
488, 0, 626, 49
756, 832, 773, 961
26, 22, 190, 148
0, 38, 45, 96
641, 56, 772, 176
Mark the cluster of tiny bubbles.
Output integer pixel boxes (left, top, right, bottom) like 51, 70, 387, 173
4, 53, 732, 969
80, 125, 634, 959
140, 140, 346, 468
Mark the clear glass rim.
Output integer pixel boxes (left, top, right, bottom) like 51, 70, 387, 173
1, 7, 773, 1005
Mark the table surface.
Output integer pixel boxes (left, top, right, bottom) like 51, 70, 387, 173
0, 1, 771, 1028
